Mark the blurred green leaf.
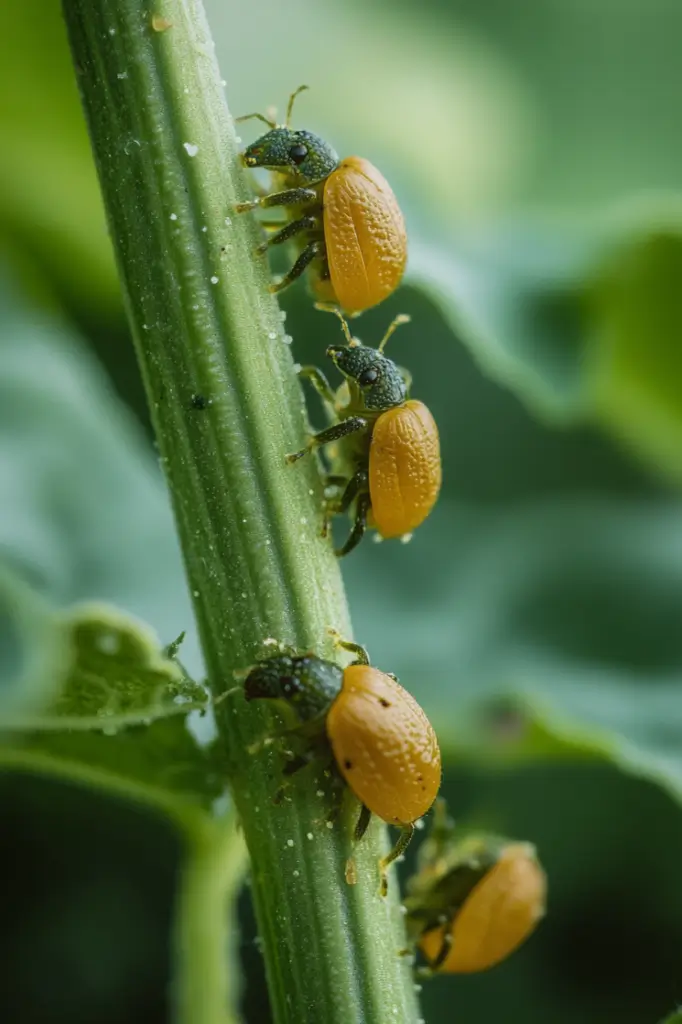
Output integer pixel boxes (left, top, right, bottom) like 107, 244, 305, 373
2, 604, 207, 732
0, 274, 201, 674
0, 602, 220, 818
1, 716, 222, 817
408, 227, 594, 422
660, 1012, 682, 1024
409, 205, 682, 485
590, 214, 682, 484
0, 562, 70, 718
0, 3, 117, 314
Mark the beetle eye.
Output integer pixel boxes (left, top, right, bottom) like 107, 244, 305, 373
289, 143, 308, 164
358, 368, 379, 387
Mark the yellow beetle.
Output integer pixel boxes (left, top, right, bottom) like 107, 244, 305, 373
287, 310, 441, 556
405, 801, 547, 973
235, 86, 407, 314
242, 636, 441, 895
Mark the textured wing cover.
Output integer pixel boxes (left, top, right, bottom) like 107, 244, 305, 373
323, 157, 407, 313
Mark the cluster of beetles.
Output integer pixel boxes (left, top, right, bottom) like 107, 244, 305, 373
233, 86, 546, 977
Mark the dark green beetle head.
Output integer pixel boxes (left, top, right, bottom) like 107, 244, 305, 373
238, 85, 339, 185
327, 344, 407, 411
241, 127, 338, 185
244, 654, 342, 722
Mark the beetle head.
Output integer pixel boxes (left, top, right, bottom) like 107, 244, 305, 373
327, 344, 407, 411
241, 128, 339, 185
244, 654, 342, 721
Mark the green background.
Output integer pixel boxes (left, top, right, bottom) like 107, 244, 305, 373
2, 1, 682, 1022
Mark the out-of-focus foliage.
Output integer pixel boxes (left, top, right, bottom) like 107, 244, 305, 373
0, 6, 118, 318
1, 599, 217, 815
2, 0, 682, 1022
0, 279, 201, 671
411, 208, 682, 484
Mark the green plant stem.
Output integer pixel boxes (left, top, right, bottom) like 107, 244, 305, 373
174, 814, 247, 1024
62, 2, 420, 1022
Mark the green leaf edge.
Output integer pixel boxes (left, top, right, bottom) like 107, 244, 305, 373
439, 691, 682, 806
1, 601, 208, 732
0, 741, 211, 830
0, 560, 71, 717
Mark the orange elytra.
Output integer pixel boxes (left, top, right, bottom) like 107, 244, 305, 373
242, 637, 441, 893
327, 663, 441, 827
287, 309, 442, 556
405, 807, 547, 974
235, 87, 407, 314
368, 400, 441, 539
321, 156, 407, 313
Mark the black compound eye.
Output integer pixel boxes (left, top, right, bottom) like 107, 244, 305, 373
358, 368, 379, 387
289, 143, 308, 165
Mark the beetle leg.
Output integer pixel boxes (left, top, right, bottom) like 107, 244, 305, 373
273, 743, 320, 804
261, 187, 319, 208
418, 919, 456, 975
320, 470, 366, 537
344, 802, 372, 888
379, 822, 415, 897
297, 365, 338, 408
270, 240, 323, 295
286, 416, 367, 463
256, 214, 317, 254
235, 186, 319, 213
335, 490, 371, 558
328, 629, 370, 667
354, 803, 372, 842
334, 467, 368, 507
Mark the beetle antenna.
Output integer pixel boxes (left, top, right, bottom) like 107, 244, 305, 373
378, 314, 411, 352
235, 111, 278, 130
314, 303, 357, 346
286, 84, 310, 127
